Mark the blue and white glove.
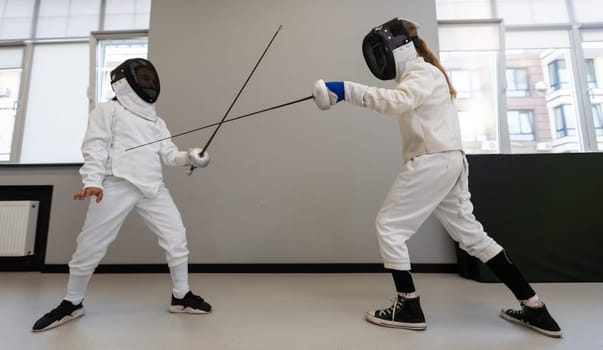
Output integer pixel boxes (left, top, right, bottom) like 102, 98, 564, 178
312, 80, 368, 110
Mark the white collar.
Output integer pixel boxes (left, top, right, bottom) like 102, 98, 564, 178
111, 78, 157, 121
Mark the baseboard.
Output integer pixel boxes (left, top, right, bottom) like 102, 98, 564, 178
38, 263, 458, 274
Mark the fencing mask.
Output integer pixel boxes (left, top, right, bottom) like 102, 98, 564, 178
111, 58, 160, 103
362, 18, 420, 81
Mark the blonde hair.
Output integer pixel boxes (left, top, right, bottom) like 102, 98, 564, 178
402, 20, 457, 99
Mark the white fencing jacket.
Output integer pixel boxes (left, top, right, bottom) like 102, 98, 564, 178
79, 100, 187, 198
345, 57, 463, 163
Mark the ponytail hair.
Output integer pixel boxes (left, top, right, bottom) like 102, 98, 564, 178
402, 20, 457, 99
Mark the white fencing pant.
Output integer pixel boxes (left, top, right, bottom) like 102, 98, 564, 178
375, 151, 502, 270
69, 176, 189, 276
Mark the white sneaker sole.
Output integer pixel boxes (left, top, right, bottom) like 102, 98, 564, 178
365, 313, 427, 330
168, 305, 211, 314
32, 307, 85, 332
499, 309, 562, 338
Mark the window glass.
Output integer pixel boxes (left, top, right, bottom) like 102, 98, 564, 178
104, 0, 151, 30
548, 60, 570, 91
506, 68, 530, 97
507, 110, 534, 141
0, 0, 35, 39
554, 105, 577, 138
592, 104, 603, 135
0, 47, 23, 161
436, 0, 492, 20
572, 0, 603, 23
505, 31, 581, 153
439, 23, 501, 154
496, 0, 568, 25
19, 43, 88, 163
36, 0, 101, 38
506, 31, 570, 50
94, 37, 148, 104
585, 59, 597, 89
582, 39, 603, 150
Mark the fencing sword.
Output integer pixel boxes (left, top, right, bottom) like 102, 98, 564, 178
184, 24, 283, 174
125, 95, 313, 152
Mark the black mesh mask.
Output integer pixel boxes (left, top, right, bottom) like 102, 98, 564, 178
110, 58, 160, 103
362, 18, 419, 80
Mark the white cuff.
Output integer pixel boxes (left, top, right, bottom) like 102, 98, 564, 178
83, 180, 103, 190
344, 81, 368, 107
174, 151, 188, 167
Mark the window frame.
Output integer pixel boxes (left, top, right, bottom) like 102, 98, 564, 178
506, 67, 530, 97
0, 42, 32, 164
88, 29, 148, 111
507, 109, 535, 140
554, 104, 577, 138
0, 0, 151, 164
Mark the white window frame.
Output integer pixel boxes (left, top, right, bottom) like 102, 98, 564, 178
0, 42, 32, 163
88, 30, 148, 111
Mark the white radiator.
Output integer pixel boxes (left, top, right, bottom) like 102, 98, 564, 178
0, 201, 39, 256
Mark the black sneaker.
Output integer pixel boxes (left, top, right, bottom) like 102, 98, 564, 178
32, 300, 85, 332
500, 303, 562, 338
169, 291, 212, 314
366, 295, 427, 330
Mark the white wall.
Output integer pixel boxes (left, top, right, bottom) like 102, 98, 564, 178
147, 0, 456, 264
0, 0, 456, 265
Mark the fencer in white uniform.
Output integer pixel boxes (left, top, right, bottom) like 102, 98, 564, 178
33, 58, 211, 333
313, 18, 561, 337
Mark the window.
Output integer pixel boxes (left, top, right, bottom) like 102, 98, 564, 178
449, 69, 482, 98
92, 34, 148, 106
496, 0, 568, 25
585, 59, 597, 89
439, 22, 501, 154
594, 105, 603, 136
554, 105, 577, 138
435, 0, 492, 20
506, 68, 530, 97
0, 0, 151, 163
437, 1, 603, 153
104, 0, 151, 30
0, 46, 24, 161
0, 0, 35, 40
507, 110, 534, 141
548, 60, 570, 91
36, 0, 101, 38
572, 0, 603, 23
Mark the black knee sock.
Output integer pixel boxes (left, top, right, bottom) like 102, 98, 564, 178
390, 269, 416, 293
485, 250, 536, 300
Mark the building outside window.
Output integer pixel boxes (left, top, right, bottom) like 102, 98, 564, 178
585, 58, 597, 89
554, 104, 577, 138
506, 68, 530, 97
507, 110, 535, 141
437, 0, 603, 153
548, 59, 571, 91
593, 104, 603, 135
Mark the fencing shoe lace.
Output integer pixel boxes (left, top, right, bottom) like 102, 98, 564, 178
500, 303, 562, 338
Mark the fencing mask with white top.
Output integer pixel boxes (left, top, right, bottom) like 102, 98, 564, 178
362, 18, 420, 81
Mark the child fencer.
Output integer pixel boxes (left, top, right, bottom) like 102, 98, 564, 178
312, 18, 562, 338
32, 58, 212, 332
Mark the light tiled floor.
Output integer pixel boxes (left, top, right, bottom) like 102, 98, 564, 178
0, 272, 601, 350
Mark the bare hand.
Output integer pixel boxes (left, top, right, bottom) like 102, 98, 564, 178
73, 187, 104, 203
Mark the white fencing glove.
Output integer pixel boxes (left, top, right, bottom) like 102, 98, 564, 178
312, 80, 369, 110
187, 148, 210, 168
